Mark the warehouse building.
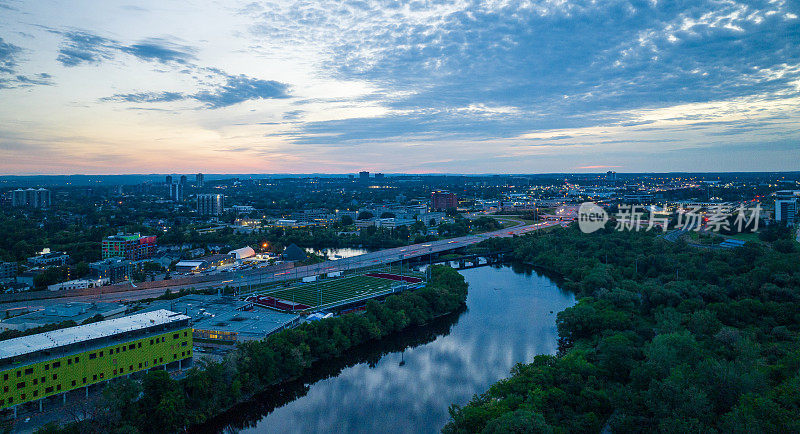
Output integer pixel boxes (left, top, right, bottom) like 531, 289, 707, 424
0, 310, 191, 416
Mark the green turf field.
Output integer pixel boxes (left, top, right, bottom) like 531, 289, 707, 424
258, 271, 425, 308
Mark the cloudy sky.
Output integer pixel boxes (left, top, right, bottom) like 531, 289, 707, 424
0, 0, 798, 174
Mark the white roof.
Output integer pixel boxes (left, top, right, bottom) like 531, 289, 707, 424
0, 310, 189, 360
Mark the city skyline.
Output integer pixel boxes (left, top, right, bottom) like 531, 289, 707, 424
1, 0, 799, 175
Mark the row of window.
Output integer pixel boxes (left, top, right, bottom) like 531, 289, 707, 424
2, 332, 189, 380
1, 349, 193, 408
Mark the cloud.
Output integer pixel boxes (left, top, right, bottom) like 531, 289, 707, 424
119, 38, 196, 64
193, 74, 290, 108
102, 74, 290, 109
55, 31, 195, 67
101, 91, 185, 103
0, 37, 21, 74
55, 31, 117, 67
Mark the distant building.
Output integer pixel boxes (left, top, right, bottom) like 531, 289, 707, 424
27, 251, 69, 267
374, 173, 385, 180
179, 175, 187, 186
196, 172, 204, 187
431, 190, 458, 211
0, 262, 17, 280
0, 302, 127, 332
102, 233, 157, 260
11, 188, 51, 208
169, 182, 184, 201
197, 193, 224, 216
165, 175, 173, 185
89, 257, 132, 283
47, 277, 109, 291
359, 171, 370, 182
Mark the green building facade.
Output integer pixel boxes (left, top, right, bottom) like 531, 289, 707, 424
0, 310, 191, 411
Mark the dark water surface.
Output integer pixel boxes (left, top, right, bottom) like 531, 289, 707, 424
204, 264, 575, 434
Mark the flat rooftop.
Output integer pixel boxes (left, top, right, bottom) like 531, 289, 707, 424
0, 309, 190, 360
143, 294, 298, 340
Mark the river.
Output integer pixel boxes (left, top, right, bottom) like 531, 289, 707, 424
200, 264, 575, 433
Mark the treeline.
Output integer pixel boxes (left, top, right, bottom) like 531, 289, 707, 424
37, 265, 467, 434
445, 225, 800, 432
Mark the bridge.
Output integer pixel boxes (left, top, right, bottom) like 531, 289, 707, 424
0, 221, 564, 310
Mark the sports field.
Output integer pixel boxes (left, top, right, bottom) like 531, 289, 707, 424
256, 271, 424, 309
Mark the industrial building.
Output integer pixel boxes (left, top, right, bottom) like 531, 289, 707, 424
101, 233, 157, 260
0, 310, 192, 415
0, 303, 127, 332
197, 193, 224, 216
142, 295, 299, 344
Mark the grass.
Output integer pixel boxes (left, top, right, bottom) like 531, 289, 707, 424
722, 231, 762, 243
256, 270, 425, 308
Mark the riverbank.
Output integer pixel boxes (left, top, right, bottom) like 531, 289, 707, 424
32, 265, 468, 434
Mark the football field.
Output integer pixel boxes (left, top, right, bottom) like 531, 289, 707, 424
255, 271, 425, 309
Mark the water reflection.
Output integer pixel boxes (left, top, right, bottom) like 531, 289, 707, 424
304, 247, 374, 260
200, 264, 575, 434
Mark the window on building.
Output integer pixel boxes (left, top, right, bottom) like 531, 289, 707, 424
71, 380, 76, 387
184, 331, 188, 337
75, 357, 79, 363
149, 339, 154, 345
92, 375, 97, 381
20, 394, 25, 400
83, 377, 87, 384
52, 361, 60, 368
3, 386, 7, 393
67, 359, 72, 365
16, 382, 25, 389
173, 354, 177, 359
122, 347, 126, 352
33, 390, 38, 397
129, 365, 133, 371
56, 384, 61, 391
44, 364, 49, 371
99, 351, 103, 357
45, 386, 54, 393
182, 341, 187, 347
7, 397, 12, 404
138, 342, 142, 348
89, 353, 96, 359
52, 374, 57, 380
113, 369, 117, 375
3, 374, 7, 380
24, 368, 33, 375
41, 376, 45, 383
16, 371, 20, 378
173, 334, 179, 339
129, 344, 135, 350
32, 379, 37, 385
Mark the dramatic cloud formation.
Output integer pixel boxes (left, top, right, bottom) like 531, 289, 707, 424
0, 0, 798, 174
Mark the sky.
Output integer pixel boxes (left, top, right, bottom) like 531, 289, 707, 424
0, 0, 798, 175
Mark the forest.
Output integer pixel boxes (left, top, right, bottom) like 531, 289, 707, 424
34, 265, 468, 433
444, 224, 800, 432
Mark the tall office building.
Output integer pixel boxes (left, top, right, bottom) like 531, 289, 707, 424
11, 188, 50, 208
196, 173, 204, 187
165, 175, 173, 185
359, 171, 370, 183
775, 191, 800, 226
169, 182, 184, 201
374, 173, 385, 180
179, 175, 187, 186
431, 191, 458, 211
197, 193, 224, 216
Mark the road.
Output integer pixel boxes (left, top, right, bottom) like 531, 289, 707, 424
1, 220, 563, 311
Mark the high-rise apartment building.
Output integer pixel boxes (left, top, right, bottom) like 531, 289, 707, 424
169, 182, 184, 201
196, 173, 204, 187
11, 188, 51, 208
197, 194, 224, 216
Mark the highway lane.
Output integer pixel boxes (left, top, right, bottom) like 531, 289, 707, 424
1, 220, 563, 311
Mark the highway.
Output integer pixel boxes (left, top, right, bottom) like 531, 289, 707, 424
1, 220, 564, 311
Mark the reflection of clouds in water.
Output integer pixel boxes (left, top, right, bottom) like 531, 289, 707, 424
244, 266, 575, 433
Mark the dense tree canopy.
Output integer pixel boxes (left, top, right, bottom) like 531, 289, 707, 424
445, 225, 800, 433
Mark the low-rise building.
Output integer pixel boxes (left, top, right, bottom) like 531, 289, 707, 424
27, 251, 69, 267
0, 302, 127, 332
0, 262, 17, 280
47, 278, 109, 291
0, 310, 192, 414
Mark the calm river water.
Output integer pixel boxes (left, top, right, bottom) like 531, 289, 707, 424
201, 264, 575, 434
